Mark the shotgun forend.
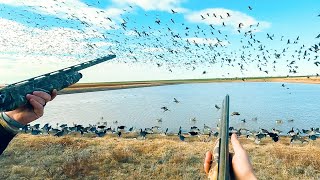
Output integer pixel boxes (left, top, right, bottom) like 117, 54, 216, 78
0, 55, 116, 111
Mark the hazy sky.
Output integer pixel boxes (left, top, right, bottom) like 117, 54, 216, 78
0, 0, 319, 84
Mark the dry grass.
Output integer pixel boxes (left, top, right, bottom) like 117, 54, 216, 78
0, 134, 319, 180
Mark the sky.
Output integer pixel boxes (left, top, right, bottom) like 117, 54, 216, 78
0, 0, 319, 84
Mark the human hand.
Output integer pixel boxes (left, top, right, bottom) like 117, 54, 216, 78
204, 134, 256, 180
4, 90, 57, 125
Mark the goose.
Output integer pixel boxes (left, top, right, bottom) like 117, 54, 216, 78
287, 127, 297, 136
309, 135, 318, 141
98, 125, 106, 129
290, 134, 308, 144
117, 125, 126, 131
302, 128, 316, 136
21, 125, 29, 133
256, 133, 267, 140
117, 131, 122, 137
188, 131, 200, 136
161, 128, 169, 136
95, 130, 107, 137
190, 126, 200, 132
54, 129, 65, 137
31, 128, 41, 135
173, 98, 179, 103
213, 132, 219, 137
267, 132, 279, 142
139, 129, 148, 139
178, 130, 185, 141
231, 112, 240, 116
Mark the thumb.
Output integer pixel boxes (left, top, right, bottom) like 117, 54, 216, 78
231, 134, 245, 154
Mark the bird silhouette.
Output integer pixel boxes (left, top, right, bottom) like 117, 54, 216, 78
171, 9, 177, 14
173, 98, 179, 103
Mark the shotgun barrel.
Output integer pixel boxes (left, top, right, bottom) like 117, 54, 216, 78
209, 94, 230, 180
218, 94, 230, 180
0, 55, 116, 111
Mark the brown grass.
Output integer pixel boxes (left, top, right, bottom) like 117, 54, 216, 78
0, 134, 319, 180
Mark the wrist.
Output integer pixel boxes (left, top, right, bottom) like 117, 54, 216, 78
1, 112, 26, 128
5, 111, 28, 125
0, 113, 20, 134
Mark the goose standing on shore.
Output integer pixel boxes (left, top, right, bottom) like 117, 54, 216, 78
290, 134, 308, 144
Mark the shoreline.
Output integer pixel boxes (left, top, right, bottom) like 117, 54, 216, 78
1, 76, 319, 94
60, 76, 320, 94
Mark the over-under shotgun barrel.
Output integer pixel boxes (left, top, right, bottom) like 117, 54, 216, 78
209, 95, 230, 180
218, 94, 230, 180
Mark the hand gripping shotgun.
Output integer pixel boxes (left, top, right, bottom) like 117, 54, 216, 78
0, 54, 116, 112
209, 94, 230, 180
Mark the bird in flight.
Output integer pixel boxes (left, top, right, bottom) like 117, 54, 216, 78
248, 6, 253, 10
171, 9, 177, 14
215, 104, 221, 110
173, 98, 180, 103
161, 106, 169, 112
238, 23, 244, 29
231, 112, 240, 116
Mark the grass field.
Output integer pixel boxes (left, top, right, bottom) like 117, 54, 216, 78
1, 133, 319, 180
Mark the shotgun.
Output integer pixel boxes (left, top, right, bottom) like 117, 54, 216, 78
209, 94, 230, 180
0, 55, 116, 111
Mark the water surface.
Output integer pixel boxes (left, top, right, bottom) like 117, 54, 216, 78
37, 82, 320, 133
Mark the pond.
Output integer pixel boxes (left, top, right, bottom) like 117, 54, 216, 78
37, 82, 320, 133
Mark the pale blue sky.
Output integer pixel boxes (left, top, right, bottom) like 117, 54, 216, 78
0, 0, 319, 84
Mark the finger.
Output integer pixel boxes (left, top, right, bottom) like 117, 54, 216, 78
204, 151, 212, 174
26, 94, 46, 106
51, 89, 58, 100
32, 91, 52, 102
231, 134, 245, 154
30, 99, 44, 117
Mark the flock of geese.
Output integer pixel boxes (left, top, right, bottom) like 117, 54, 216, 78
20, 120, 319, 145
0, 3, 319, 76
